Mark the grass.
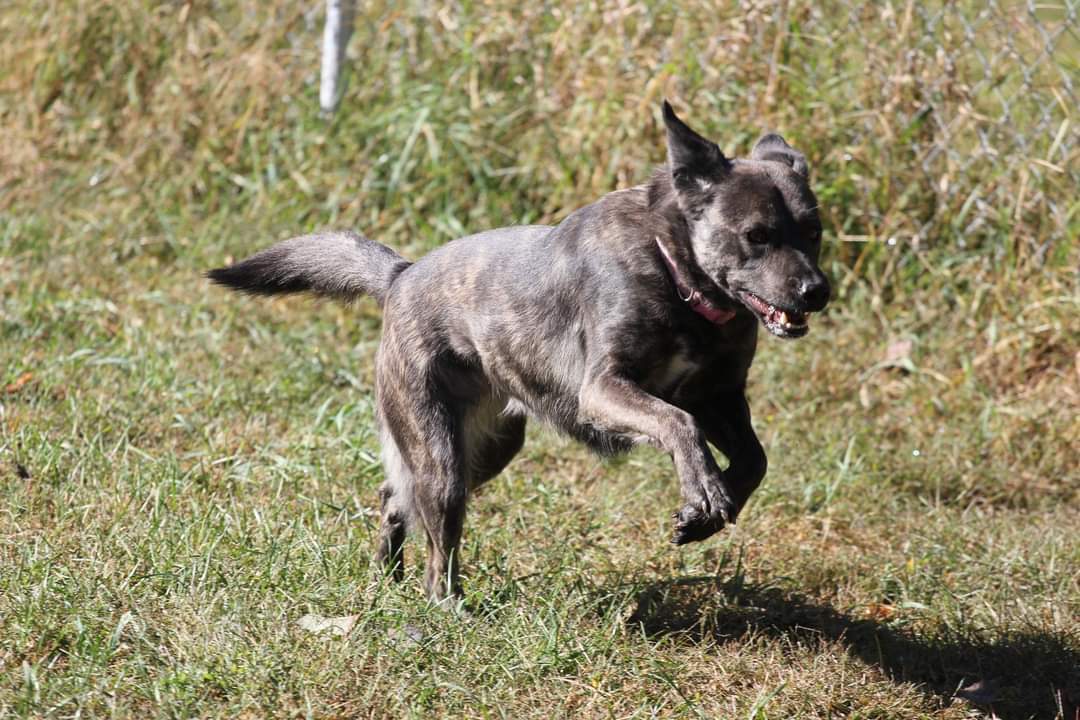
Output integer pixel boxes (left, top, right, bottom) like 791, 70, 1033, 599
1, 0, 1078, 717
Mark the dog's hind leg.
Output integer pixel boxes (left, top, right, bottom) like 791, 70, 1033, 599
411, 423, 468, 606
374, 428, 412, 582
411, 394, 524, 604
379, 383, 469, 604
409, 432, 468, 605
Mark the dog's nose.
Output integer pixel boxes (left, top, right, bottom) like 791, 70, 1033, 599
799, 275, 830, 311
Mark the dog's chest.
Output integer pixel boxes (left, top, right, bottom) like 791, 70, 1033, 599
647, 347, 705, 397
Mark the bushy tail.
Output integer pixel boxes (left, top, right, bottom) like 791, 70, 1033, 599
206, 230, 410, 306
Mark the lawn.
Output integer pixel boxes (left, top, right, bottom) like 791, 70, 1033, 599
1, 1, 1077, 718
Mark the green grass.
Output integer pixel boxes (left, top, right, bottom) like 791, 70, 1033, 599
1, 1, 1078, 718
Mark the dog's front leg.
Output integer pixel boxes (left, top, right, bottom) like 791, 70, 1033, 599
699, 389, 768, 522
578, 372, 736, 544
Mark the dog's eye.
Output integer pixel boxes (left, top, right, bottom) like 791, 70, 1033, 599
746, 228, 769, 245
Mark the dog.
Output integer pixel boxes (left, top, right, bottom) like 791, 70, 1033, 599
208, 102, 829, 604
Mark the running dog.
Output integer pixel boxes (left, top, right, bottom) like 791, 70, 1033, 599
208, 102, 830, 603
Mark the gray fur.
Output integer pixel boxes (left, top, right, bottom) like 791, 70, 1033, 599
206, 230, 409, 305
208, 102, 830, 604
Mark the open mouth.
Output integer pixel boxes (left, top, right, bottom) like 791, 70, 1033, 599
740, 292, 810, 338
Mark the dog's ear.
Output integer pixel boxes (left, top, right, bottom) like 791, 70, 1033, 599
662, 100, 729, 188
751, 133, 809, 178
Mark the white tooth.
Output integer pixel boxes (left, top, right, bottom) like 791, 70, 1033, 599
779, 311, 789, 325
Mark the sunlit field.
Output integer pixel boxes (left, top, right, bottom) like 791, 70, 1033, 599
1, 1, 1077, 717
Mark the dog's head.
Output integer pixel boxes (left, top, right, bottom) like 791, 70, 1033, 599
662, 101, 830, 338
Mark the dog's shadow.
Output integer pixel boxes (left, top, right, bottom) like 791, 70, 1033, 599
621, 575, 1078, 719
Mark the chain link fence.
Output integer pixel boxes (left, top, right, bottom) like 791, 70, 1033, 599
834, 1, 1076, 262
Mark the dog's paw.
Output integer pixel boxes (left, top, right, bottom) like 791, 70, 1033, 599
670, 503, 725, 545
669, 484, 737, 545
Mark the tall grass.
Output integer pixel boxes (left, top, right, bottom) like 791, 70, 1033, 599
3, 1, 1075, 256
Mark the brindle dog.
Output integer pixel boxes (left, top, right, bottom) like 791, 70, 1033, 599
208, 102, 830, 604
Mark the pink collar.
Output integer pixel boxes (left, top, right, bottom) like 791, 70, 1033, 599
655, 237, 736, 326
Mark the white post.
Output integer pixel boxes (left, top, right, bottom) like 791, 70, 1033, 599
320, 0, 356, 114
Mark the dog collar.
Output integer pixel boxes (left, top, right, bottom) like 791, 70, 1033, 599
655, 237, 736, 326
